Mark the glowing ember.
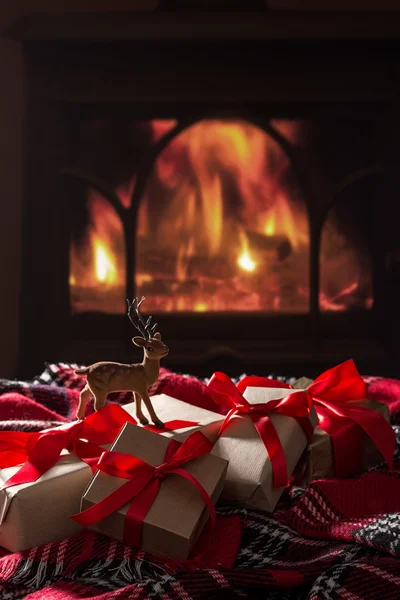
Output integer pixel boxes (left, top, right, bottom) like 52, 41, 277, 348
194, 302, 207, 312
238, 251, 257, 272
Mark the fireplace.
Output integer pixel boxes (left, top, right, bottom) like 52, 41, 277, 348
68, 117, 374, 316
9, 11, 400, 378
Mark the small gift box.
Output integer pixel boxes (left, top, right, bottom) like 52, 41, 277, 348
123, 394, 224, 442
207, 374, 318, 513
0, 404, 136, 551
75, 423, 228, 560
290, 361, 394, 484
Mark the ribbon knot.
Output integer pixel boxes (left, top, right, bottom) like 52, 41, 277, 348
0, 404, 139, 490
153, 464, 168, 480
302, 359, 395, 477
208, 372, 314, 489
236, 404, 251, 415
72, 431, 217, 554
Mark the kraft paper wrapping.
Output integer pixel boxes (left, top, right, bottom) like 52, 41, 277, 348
291, 378, 391, 484
0, 452, 92, 552
0, 405, 138, 552
81, 423, 228, 560
122, 394, 224, 442
0, 398, 224, 552
210, 387, 318, 513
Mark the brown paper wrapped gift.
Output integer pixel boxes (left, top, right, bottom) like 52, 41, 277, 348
122, 394, 224, 442
292, 377, 391, 484
0, 452, 93, 552
0, 404, 139, 552
210, 386, 318, 513
79, 422, 228, 560
0, 396, 224, 552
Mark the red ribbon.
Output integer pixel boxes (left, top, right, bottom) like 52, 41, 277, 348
71, 431, 216, 552
207, 372, 314, 488
215, 361, 395, 478
0, 404, 138, 490
304, 360, 395, 477
144, 420, 199, 434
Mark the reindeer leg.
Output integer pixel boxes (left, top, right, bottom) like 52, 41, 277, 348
134, 391, 149, 425
92, 388, 108, 412
141, 389, 164, 429
76, 385, 92, 420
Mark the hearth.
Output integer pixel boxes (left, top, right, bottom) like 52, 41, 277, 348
68, 118, 374, 316
8, 11, 400, 378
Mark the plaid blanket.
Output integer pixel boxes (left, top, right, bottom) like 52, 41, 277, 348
0, 364, 400, 599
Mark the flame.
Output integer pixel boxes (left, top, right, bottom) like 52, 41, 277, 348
237, 228, 257, 273
194, 302, 207, 312
264, 212, 276, 236
69, 190, 125, 304
176, 237, 195, 282
319, 280, 373, 312
262, 193, 301, 248
201, 174, 223, 256
93, 237, 118, 284
238, 251, 257, 273
151, 119, 178, 142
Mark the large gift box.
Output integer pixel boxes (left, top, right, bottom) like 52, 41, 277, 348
207, 374, 318, 513
0, 394, 225, 552
291, 361, 394, 483
0, 404, 137, 551
75, 423, 228, 560
122, 394, 224, 442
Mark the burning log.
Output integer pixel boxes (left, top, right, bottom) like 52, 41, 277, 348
245, 230, 293, 261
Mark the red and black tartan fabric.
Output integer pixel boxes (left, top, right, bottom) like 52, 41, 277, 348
0, 365, 400, 599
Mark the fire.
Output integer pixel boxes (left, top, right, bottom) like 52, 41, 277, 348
237, 228, 257, 273
93, 237, 118, 284
262, 193, 302, 249
151, 119, 178, 142
264, 212, 276, 236
176, 237, 195, 282
70, 118, 374, 315
69, 190, 126, 313
194, 302, 207, 312
238, 251, 257, 272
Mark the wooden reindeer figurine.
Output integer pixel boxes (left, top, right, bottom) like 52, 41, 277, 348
75, 297, 169, 428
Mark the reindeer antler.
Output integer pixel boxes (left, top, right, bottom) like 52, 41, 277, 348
126, 297, 158, 340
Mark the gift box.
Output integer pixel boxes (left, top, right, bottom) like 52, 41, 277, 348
0, 451, 93, 551
76, 423, 228, 560
123, 394, 224, 442
208, 374, 318, 513
0, 404, 137, 552
291, 364, 394, 484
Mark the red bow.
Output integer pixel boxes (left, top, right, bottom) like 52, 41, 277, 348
305, 360, 394, 477
71, 431, 216, 552
0, 404, 138, 490
207, 372, 314, 488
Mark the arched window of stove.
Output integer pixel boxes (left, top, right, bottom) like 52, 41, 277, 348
319, 166, 381, 314
66, 118, 316, 316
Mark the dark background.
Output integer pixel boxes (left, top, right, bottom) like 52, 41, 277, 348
2, 1, 400, 379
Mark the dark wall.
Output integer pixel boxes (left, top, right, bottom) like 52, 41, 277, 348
2, 1, 400, 378
0, 38, 23, 378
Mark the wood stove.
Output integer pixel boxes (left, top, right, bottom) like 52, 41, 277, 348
8, 11, 400, 379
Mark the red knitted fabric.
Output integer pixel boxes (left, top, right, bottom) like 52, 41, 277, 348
1, 366, 400, 600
